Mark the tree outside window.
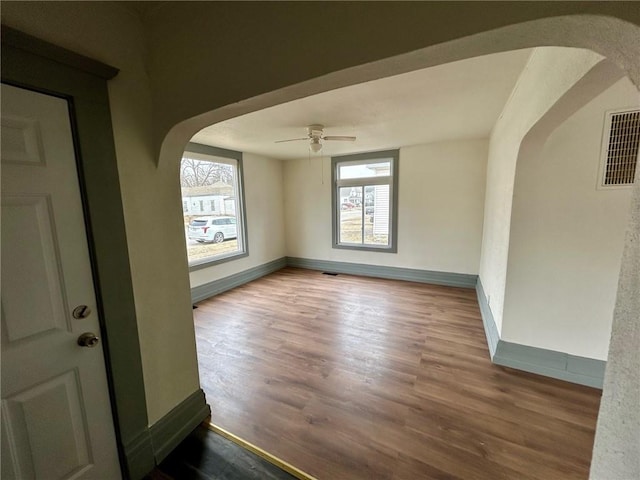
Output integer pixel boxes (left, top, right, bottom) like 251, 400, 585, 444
181, 144, 248, 268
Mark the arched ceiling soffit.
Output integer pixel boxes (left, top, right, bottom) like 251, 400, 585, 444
158, 14, 640, 167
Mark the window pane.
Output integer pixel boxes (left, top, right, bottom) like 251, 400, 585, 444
364, 184, 389, 245
332, 150, 397, 252
181, 156, 242, 263
339, 160, 391, 180
339, 186, 363, 244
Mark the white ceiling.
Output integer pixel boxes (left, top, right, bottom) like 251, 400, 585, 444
192, 49, 533, 160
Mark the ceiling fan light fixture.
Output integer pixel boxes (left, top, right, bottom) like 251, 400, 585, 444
310, 138, 322, 152
275, 124, 355, 153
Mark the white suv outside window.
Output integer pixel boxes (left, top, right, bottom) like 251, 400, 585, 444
188, 216, 238, 243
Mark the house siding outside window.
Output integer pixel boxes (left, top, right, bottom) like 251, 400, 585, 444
331, 150, 399, 253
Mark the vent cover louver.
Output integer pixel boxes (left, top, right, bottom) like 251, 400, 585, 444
603, 110, 639, 186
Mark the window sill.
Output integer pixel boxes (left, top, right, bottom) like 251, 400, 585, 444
333, 243, 397, 253
188, 250, 249, 272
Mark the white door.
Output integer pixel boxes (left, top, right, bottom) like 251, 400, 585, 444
1, 84, 121, 479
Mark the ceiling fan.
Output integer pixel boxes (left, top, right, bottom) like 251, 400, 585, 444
275, 124, 356, 152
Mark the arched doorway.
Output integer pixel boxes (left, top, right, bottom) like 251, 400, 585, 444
155, 11, 638, 478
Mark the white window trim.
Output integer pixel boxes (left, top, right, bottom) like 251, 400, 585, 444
596, 107, 639, 191
182, 142, 249, 271
331, 149, 399, 253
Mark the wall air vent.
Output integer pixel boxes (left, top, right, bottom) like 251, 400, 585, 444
600, 109, 639, 187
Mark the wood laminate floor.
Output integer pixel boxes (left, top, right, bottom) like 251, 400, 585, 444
194, 267, 601, 480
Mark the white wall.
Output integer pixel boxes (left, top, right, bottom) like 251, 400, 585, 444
284, 140, 487, 274
190, 153, 286, 287
479, 47, 604, 333
502, 78, 638, 359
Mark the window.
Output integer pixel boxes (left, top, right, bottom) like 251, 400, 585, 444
598, 109, 639, 188
180, 143, 248, 269
332, 150, 399, 252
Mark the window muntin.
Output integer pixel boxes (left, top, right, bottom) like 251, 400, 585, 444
181, 143, 248, 268
332, 150, 398, 252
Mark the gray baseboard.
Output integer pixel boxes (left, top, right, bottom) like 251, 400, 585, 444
286, 257, 477, 288
191, 257, 287, 303
191, 256, 476, 305
122, 429, 155, 480
148, 389, 211, 463
475, 278, 605, 389
493, 342, 605, 389
475, 279, 499, 358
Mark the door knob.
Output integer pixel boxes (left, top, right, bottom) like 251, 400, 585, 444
77, 332, 100, 348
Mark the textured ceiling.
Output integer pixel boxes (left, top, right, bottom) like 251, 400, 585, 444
117, 1, 165, 19
192, 48, 533, 160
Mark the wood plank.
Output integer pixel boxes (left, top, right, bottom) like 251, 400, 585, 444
194, 267, 600, 479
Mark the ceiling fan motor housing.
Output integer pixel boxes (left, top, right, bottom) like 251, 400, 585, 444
308, 124, 325, 138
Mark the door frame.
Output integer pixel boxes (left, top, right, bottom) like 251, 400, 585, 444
1, 27, 153, 479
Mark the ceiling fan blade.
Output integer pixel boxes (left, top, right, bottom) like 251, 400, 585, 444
274, 137, 309, 143
323, 136, 356, 142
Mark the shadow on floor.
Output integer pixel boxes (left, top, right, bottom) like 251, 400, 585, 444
146, 425, 297, 480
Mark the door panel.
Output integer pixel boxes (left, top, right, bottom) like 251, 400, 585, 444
1, 84, 121, 479
0, 114, 46, 166
2, 195, 69, 343
2, 370, 91, 479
